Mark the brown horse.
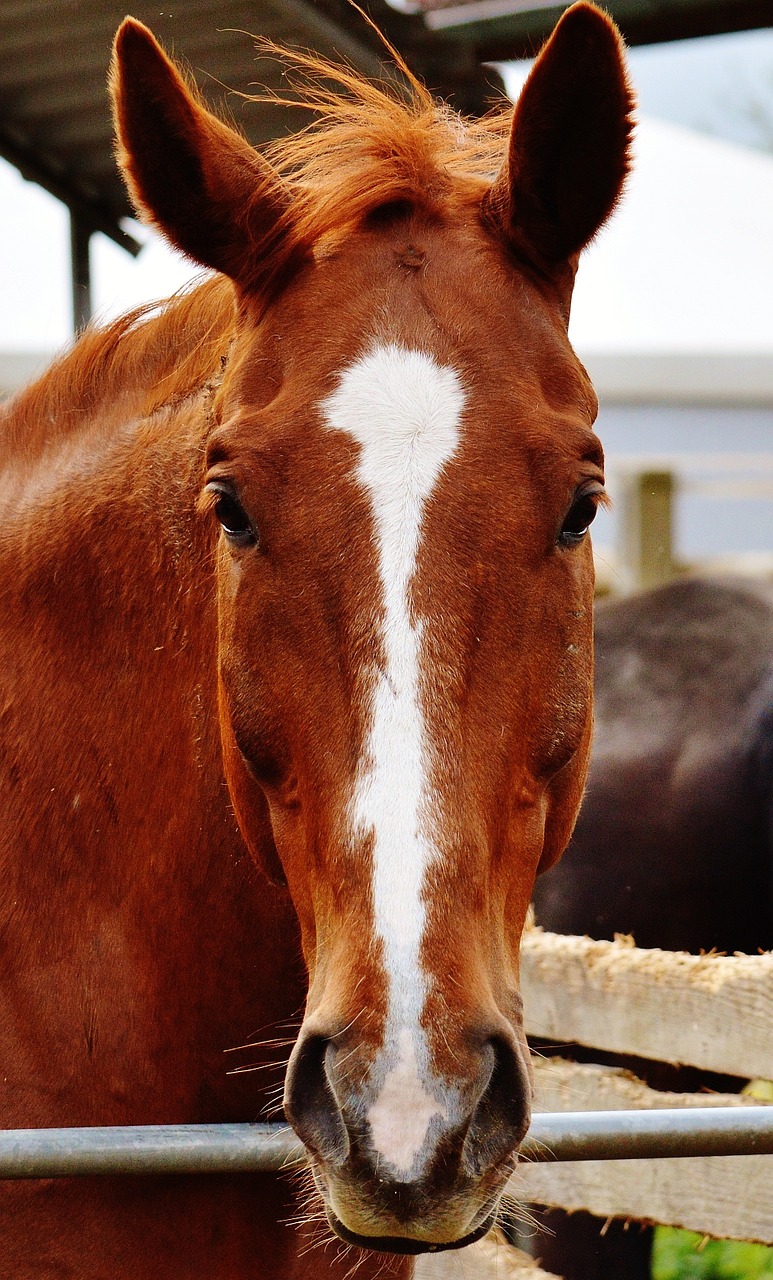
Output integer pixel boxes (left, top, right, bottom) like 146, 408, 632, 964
0, 7, 633, 1276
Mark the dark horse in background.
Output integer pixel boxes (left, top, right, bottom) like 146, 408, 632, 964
531, 575, 773, 1280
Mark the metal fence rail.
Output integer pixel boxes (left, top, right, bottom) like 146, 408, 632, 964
2, 1107, 772, 1179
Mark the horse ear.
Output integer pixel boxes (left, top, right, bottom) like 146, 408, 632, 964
483, 2, 634, 279
111, 18, 301, 293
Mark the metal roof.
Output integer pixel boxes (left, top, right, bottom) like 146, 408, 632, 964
418, 0, 773, 49
2, 1, 771, 259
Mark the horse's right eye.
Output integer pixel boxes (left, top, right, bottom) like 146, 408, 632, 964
209, 487, 258, 547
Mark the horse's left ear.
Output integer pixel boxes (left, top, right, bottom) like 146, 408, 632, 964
111, 18, 302, 295
483, 2, 634, 286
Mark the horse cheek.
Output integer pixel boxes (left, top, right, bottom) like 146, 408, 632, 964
218, 695, 287, 889
537, 719, 594, 875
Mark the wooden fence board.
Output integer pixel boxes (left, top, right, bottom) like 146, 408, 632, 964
516, 1151, 773, 1245
531, 1058, 767, 1114
521, 928, 773, 1080
512, 1059, 773, 1244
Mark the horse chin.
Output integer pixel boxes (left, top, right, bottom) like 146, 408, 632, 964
324, 1206, 498, 1255
309, 1160, 503, 1256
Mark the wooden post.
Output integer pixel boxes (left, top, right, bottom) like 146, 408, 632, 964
70, 211, 92, 333
617, 469, 675, 592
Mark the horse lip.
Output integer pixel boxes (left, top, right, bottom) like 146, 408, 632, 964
324, 1204, 498, 1255
307, 1140, 507, 1254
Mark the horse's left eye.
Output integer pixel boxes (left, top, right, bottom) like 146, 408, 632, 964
558, 490, 602, 547
208, 486, 257, 546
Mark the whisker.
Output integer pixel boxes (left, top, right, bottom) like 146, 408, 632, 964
497, 1192, 547, 1238
226, 1060, 287, 1075
329, 1006, 366, 1040
224, 1013, 302, 1056
224, 1035, 297, 1054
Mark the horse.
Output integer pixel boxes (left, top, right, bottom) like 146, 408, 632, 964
531, 574, 773, 1280
0, 6, 633, 1276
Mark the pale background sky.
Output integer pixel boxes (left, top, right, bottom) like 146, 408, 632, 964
2, 25, 773, 362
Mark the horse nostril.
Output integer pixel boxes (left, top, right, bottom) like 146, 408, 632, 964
462, 1034, 531, 1177
284, 1033, 349, 1166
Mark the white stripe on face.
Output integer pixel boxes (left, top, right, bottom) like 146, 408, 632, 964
321, 343, 465, 1173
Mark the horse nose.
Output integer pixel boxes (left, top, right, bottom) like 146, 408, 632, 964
284, 1023, 531, 1182
461, 1033, 532, 1176
283, 1031, 350, 1166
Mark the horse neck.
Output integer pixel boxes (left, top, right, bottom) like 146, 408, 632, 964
0, 385, 303, 1123
3, 387, 219, 770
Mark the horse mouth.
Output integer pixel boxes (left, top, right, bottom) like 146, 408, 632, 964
325, 1204, 498, 1255
303, 1123, 514, 1255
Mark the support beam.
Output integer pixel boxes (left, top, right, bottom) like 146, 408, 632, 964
70, 212, 92, 333
0, 126, 140, 257
424, 0, 773, 58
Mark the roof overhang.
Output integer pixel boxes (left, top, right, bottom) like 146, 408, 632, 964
416, 0, 772, 54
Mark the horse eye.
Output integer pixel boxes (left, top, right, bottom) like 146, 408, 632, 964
558, 492, 601, 547
209, 487, 257, 546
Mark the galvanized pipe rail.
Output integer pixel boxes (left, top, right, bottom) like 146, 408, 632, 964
1, 1108, 772, 1179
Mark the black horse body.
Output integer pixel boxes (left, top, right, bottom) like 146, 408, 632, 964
531, 576, 773, 1280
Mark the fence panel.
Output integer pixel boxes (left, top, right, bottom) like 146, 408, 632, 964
519, 931, 773, 1244
521, 928, 773, 1078
515, 1058, 773, 1244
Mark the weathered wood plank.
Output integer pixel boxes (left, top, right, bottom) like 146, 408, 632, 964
516, 1150, 773, 1245
531, 1058, 767, 1114
512, 1058, 773, 1245
521, 928, 773, 1079
416, 1232, 561, 1278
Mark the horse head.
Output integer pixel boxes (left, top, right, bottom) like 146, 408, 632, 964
111, 6, 632, 1253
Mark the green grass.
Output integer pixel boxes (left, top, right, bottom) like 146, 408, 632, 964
653, 1229, 773, 1280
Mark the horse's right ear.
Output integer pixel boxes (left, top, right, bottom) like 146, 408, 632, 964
111, 19, 302, 294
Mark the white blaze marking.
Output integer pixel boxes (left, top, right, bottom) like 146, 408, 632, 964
321, 343, 465, 1172
367, 1029, 449, 1176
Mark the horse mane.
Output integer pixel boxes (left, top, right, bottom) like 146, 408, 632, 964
249, 39, 509, 253
2, 277, 236, 459
4, 41, 509, 457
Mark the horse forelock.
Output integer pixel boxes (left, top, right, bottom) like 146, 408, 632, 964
3, 61, 508, 463
250, 46, 510, 251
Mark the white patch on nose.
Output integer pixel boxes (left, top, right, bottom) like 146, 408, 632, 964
321, 342, 465, 1171
367, 1028, 449, 1176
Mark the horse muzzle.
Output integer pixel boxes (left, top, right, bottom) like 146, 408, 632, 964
284, 1021, 531, 1251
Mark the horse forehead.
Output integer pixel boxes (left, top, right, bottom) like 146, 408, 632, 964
254, 218, 536, 387
315, 341, 589, 485
230, 219, 591, 441
321, 343, 466, 452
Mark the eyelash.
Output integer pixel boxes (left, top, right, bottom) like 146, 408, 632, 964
206, 483, 258, 547
558, 488, 604, 547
